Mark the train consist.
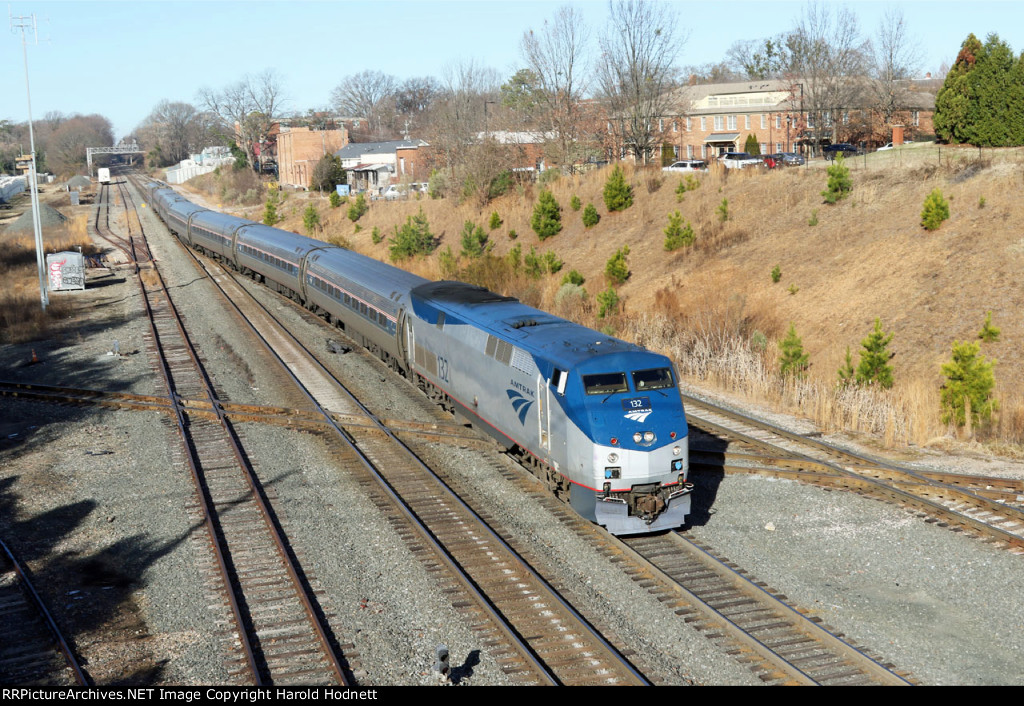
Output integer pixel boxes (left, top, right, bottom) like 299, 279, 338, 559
143, 179, 693, 535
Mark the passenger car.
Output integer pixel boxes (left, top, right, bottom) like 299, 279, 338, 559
662, 159, 708, 173
720, 152, 762, 169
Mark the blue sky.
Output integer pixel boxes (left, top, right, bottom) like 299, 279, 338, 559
3, 0, 1023, 141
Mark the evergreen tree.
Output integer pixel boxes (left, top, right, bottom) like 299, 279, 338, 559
582, 203, 600, 228
779, 323, 809, 378
570, 195, 582, 211
460, 220, 488, 258
940, 340, 998, 428
837, 346, 856, 387
855, 319, 895, 389
744, 134, 761, 156
821, 155, 852, 204
302, 203, 320, 236
262, 190, 283, 226
605, 245, 630, 285
388, 208, 435, 260
347, 193, 368, 222
488, 211, 503, 230
531, 189, 562, 240
603, 165, 633, 212
663, 211, 695, 250
921, 188, 950, 230
597, 285, 620, 318
935, 33, 1024, 146
978, 311, 1001, 342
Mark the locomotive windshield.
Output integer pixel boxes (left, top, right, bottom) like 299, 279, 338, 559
632, 367, 675, 391
583, 372, 628, 395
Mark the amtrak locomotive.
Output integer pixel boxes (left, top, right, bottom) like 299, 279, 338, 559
143, 179, 693, 535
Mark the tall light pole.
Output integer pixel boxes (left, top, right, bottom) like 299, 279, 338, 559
11, 9, 48, 310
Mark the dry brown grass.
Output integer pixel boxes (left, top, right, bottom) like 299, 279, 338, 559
198, 145, 1024, 453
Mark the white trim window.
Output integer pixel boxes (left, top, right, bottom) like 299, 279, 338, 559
761, 114, 768, 129
727, 115, 737, 130
744, 115, 751, 129
775, 114, 782, 129
714, 115, 724, 130
700, 116, 707, 131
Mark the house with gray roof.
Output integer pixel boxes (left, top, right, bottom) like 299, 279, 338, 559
334, 139, 429, 194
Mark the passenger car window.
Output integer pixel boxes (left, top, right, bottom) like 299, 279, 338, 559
632, 368, 674, 390
583, 372, 628, 395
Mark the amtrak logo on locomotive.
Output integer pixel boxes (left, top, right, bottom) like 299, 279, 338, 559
622, 397, 653, 423
506, 388, 534, 424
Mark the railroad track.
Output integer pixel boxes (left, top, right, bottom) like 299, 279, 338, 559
683, 394, 1024, 554
0, 539, 88, 685
158, 205, 651, 686
97, 176, 351, 686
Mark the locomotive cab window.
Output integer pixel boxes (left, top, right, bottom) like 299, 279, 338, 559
583, 372, 628, 395
551, 369, 568, 395
632, 368, 675, 391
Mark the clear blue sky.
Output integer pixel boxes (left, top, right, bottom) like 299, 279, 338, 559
3, 0, 1023, 141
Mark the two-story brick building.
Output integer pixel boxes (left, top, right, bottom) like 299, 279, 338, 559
276, 125, 349, 190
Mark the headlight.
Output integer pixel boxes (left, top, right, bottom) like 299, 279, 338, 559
633, 432, 643, 443
673, 446, 682, 456
643, 431, 655, 443
607, 452, 619, 463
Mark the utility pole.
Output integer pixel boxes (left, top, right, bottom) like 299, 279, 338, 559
10, 9, 48, 310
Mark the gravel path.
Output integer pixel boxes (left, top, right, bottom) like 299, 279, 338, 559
1, 181, 1021, 686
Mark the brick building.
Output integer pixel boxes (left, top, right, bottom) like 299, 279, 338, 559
605, 78, 936, 163
277, 126, 349, 190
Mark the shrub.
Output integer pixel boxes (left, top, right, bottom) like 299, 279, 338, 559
531, 189, 562, 240
371, 226, 383, 244
855, 318, 895, 389
570, 195, 582, 211
582, 203, 600, 228
663, 211, 695, 251
605, 245, 630, 285
329, 191, 342, 208
978, 311, 1000, 342
460, 220, 488, 258
808, 209, 819, 226
821, 155, 852, 204
539, 168, 561, 186
779, 323, 809, 378
347, 192, 368, 222
561, 269, 585, 286
302, 203, 320, 236
603, 165, 633, 212
941, 340, 997, 429
771, 264, 782, 283
597, 285, 620, 318
921, 188, 950, 230
717, 198, 729, 222
388, 207, 435, 260
488, 211, 502, 230
508, 229, 518, 240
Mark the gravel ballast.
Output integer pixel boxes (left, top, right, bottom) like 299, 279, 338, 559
1, 181, 1021, 686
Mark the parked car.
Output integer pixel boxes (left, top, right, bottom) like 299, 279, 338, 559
720, 152, 762, 169
662, 159, 708, 173
382, 184, 407, 201
823, 143, 862, 159
777, 152, 806, 166
762, 154, 782, 168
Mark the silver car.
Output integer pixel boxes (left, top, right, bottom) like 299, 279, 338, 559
662, 159, 708, 173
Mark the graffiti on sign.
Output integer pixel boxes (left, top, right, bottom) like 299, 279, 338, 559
46, 252, 86, 291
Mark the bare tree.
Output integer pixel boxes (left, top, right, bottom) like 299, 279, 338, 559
521, 5, 591, 170
330, 70, 398, 138
786, 3, 871, 146
199, 69, 285, 171
597, 0, 684, 163
868, 7, 922, 126
726, 35, 791, 80
48, 114, 114, 176
136, 100, 216, 166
